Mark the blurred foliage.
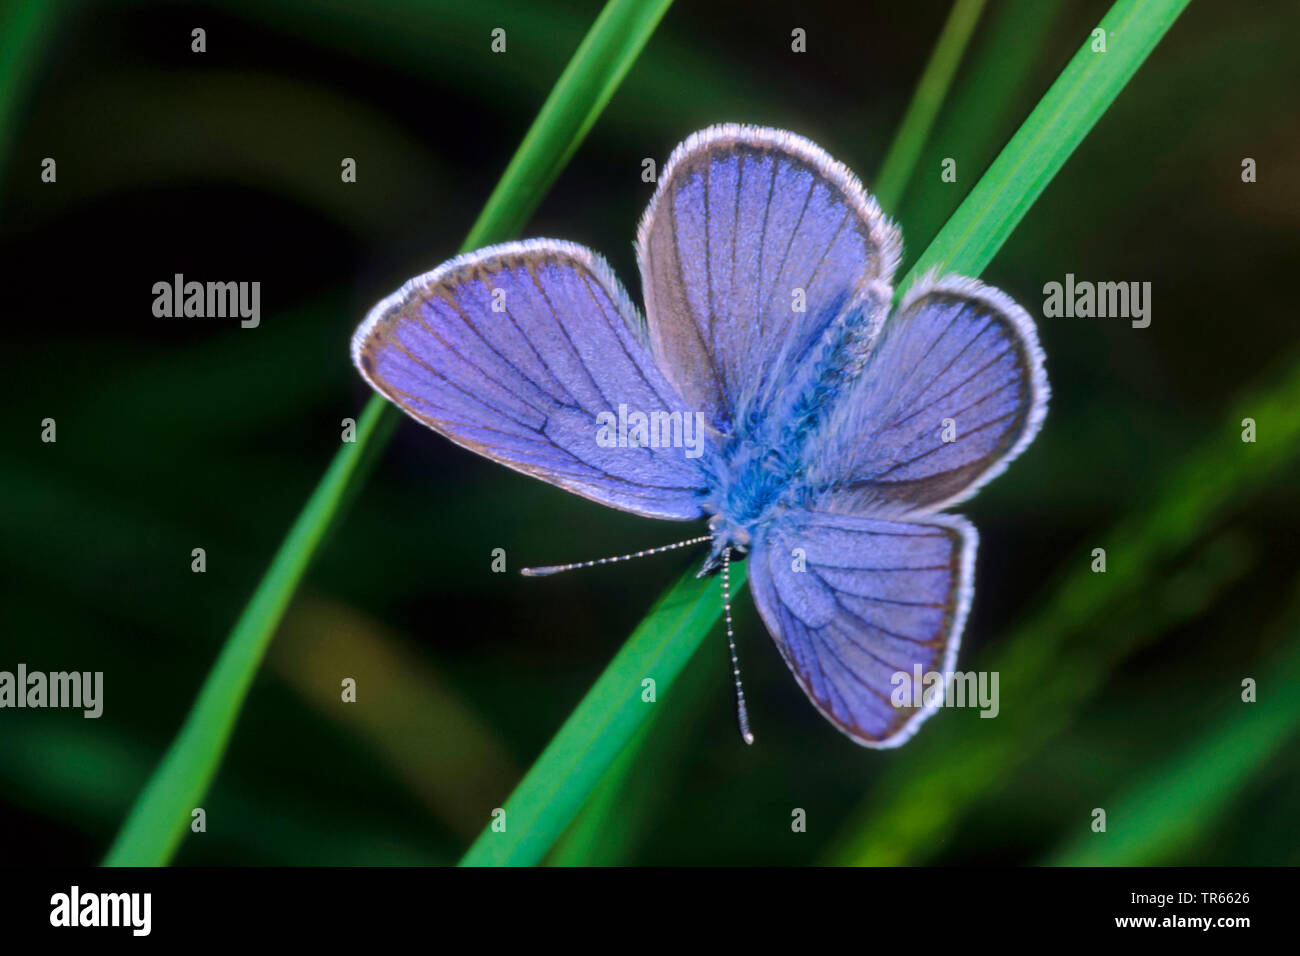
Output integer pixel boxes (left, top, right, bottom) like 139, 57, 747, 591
515, 0, 1190, 867
101, 0, 673, 868
874, 0, 987, 213
1046, 587, 1300, 866
462, 561, 746, 866
2, 0, 1299, 866
832, 337, 1300, 864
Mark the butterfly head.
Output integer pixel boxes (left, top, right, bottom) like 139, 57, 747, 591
700, 513, 751, 575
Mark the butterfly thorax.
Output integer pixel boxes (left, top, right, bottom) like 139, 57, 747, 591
702, 437, 804, 570
704, 296, 884, 550
707, 286, 891, 542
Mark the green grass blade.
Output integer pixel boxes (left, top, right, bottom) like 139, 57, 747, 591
1046, 619, 1300, 866
544, 718, 659, 866
464, 0, 674, 249
459, 564, 745, 866
459, 0, 1192, 868
0, 0, 63, 182
903, 0, 1191, 290
872, 0, 987, 214
103, 0, 674, 867
895, 0, 1065, 259
104, 396, 390, 866
545, 636, 715, 865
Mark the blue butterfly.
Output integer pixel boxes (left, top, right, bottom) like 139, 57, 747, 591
352, 125, 1048, 748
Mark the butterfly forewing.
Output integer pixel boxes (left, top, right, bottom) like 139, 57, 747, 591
352, 239, 713, 520
636, 125, 901, 435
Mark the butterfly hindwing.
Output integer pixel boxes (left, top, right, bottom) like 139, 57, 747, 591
808, 272, 1049, 516
636, 124, 901, 435
352, 239, 713, 520
748, 509, 975, 747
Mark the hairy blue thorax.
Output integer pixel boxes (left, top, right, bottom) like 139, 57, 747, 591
705, 291, 884, 549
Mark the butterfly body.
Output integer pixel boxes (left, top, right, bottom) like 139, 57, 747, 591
706, 294, 891, 555
353, 125, 1048, 748
711, 441, 791, 530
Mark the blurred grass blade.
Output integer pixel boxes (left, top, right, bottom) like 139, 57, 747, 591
831, 535, 1252, 864
271, 597, 520, 840
469, 0, 1191, 868
104, 395, 390, 867
103, 0, 675, 867
545, 718, 658, 866
903, 0, 1191, 291
464, 0, 674, 248
546, 637, 715, 865
1047, 622, 1300, 866
872, 0, 986, 213
896, 0, 1065, 258
0, 0, 63, 181
460, 564, 746, 866
831, 348, 1300, 865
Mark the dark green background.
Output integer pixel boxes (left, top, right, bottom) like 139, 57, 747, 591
2, 0, 1298, 865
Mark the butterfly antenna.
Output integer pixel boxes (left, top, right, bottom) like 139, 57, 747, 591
520, 534, 712, 577
722, 547, 754, 745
